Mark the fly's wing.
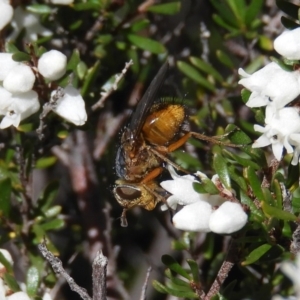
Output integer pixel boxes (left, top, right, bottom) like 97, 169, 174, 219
129, 61, 169, 139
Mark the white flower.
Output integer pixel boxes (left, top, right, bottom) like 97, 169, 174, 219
161, 166, 247, 234
0, 89, 40, 129
6, 291, 31, 300
51, 86, 87, 126
0, 279, 6, 300
173, 201, 212, 232
0, 53, 20, 81
238, 63, 300, 109
3, 64, 35, 93
50, 0, 74, 4
289, 133, 300, 165
280, 254, 300, 297
9, 7, 52, 41
38, 50, 67, 81
253, 106, 300, 161
209, 202, 248, 234
274, 28, 300, 60
0, 0, 13, 31
42, 292, 53, 300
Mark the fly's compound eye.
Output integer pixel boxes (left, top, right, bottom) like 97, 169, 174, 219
114, 185, 142, 203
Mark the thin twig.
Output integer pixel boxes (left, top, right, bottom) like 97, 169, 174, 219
204, 239, 238, 300
38, 241, 92, 300
91, 60, 133, 111
36, 87, 65, 140
92, 251, 108, 300
140, 266, 152, 300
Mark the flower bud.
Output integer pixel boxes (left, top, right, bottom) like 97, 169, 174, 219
38, 50, 67, 80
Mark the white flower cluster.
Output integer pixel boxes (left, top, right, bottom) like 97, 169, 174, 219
239, 27, 300, 165
0, 248, 51, 300
0, 50, 87, 129
272, 254, 300, 300
160, 166, 247, 234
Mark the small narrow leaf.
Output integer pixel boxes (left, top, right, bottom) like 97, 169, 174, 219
216, 50, 235, 69
245, 167, 265, 201
187, 259, 200, 284
27, 267, 39, 297
242, 244, 272, 265
0, 178, 11, 216
213, 153, 231, 189
161, 255, 191, 280
147, 2, 181, 15
189, 56, 223, 83
127, 34, 166, 54
177, 61, 215, 92
261, 201, 297, 221
3, 273, 20, 292
27, 4, 52, 14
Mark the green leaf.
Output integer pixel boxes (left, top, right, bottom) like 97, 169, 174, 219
147, 2, 181, 15
73, 2, 101, 11
161, 255, 191, 280
225, 124, 252, 145
216, 50, 235, 69
0, 178, 11, 216
245, 167, 264, 201
67, 49, 81, 71
240, 190, 264, 221
40, 219, 65, 231
286, 162, 299, 190
261, 201, 297, 221
241, 89, 251, 103
44, 205, 62, 218
245, 0, 264, 26
35, 156, 57, 169
177, 61, 215, 92
26, 266, 39, 297
152, 280, 198, 298
38, 181, 59, 212
5, 42, 19, 54
27, 4, 52, 14
276, 0, 300, 21
222, 149, 261, 170
131, 19, 150, 32
77, 61, 88, 79
3, 273, 20, 292
213, 153, 231, 189
210, 1, 239, 28
127, 34, 166, 54
187, 259, 200, 284
189, 56, 223, 83
81, 60, 100, 97
227, 165, 248, 191
226, 0, 246, 25
153, 280, 169, 294
212, 14, 238, 32
280, 16, 299, 30
242, 244, 272, 265
193, 179, 219, 195
12, 52, 31, 62
0, 251, 13, 273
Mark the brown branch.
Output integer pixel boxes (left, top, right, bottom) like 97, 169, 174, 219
91, 60, 133, 111
38, 241, 92, 300
204, 238, 238, 300
92, 251, 108, 300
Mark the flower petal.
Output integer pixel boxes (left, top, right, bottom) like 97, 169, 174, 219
172, 201, 212, 232
209, 202, 247, 234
